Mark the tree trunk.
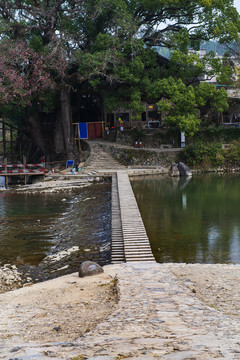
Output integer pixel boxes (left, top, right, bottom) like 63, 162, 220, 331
59, 80, 75, 159
27, 113, 46, 158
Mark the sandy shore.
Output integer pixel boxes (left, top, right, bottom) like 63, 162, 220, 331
171, 263, 240, 317
0, 269, 118, 344
2, 263, 240, 344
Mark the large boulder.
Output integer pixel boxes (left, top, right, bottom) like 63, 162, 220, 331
170, 163, 180, 177
177, 162, 192, 177
78, 261, 104, 278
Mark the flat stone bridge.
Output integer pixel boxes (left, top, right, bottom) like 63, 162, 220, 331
111, 171, 155, 263
80, 139, 165, 264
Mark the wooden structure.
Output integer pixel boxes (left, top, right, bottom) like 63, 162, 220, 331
0, 119, 18, 162
73, 122, 104, 151
0, 157, 45, 188
107, 103, 162, 130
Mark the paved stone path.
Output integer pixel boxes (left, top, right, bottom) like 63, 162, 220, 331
74, 263, 240, 360
2, 262, 240, 359
80, 140, 127, 176
79, 139, 171, 177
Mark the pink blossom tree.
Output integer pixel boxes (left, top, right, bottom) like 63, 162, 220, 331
0, 40, 52, 105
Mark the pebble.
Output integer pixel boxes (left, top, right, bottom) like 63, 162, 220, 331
0, 264, 26, 292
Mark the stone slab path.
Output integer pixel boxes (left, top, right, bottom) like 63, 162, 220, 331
80, 140, 127, 176
117, 172, 155, 262
2, 262, 240, 359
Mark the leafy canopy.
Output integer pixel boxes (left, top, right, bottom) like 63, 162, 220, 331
0, 0, 239, 134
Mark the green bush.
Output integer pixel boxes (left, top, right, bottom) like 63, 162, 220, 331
190, 126, 240, 144
183, 142, 225, 167
223, 141, 240, 165
131, 128, 146, 141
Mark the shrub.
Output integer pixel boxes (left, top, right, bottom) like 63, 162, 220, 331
223, 140, 240, 166
183, 142, 224, 167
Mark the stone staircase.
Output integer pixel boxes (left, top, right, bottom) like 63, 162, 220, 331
80, 140, 127, 176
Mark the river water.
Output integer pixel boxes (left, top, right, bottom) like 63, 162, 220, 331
0, 183, 111, 279
131, 174, 240, 264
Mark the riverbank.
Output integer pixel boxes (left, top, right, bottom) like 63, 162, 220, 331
2, 140, 240, 358
2, 262, 240, 359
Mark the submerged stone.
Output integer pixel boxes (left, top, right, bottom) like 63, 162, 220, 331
170, 163, 180, 177
78, 260, 104, 278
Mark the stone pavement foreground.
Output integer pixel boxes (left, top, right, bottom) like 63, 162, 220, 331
2, 262, 240, 359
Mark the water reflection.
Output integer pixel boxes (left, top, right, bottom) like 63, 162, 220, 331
131, 174, 240, 264
0, 176, 5, 189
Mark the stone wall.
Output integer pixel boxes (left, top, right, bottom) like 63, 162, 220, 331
105, 144, 182, 167
106, 128, 181, 148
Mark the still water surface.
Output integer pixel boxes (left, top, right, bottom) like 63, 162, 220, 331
0, 184, 111, 267
131, 174, 240, 264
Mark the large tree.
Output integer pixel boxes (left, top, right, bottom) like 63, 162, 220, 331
0, 0, 239, 159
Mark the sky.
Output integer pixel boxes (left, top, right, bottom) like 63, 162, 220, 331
234, 0, 240, 14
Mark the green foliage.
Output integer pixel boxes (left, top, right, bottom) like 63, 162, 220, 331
195, 83, 229, 113
183, 140, 240, 167
192, 126, 240, 143
154, 78, 200, 136
167, 114, 201, 136
169, 50, 205, 82
0, 0, 239, 147
102, 91, 123, 113
29, 35, 44, 53
183, 142, 224, 167
129, 90, 145, 120
40, 89, 58, 113
131, 128, 146, 141
223, 141, 240, 164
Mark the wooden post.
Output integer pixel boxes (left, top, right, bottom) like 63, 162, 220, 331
23, 155, 27, 185
73, 123, 82, 153
4, 157, 7, 189
10, 126, 13, 162
2, 120, 6, 158
76, 124, 81, 152
102, 121, 104, 138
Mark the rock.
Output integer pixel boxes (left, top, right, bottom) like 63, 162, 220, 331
177, 162, 192, 177
53, 326, 61, 332
10, 346, 22, 353
78, 261, 104, 278
170, 163, 180, 177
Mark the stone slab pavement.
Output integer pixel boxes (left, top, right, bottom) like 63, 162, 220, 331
2, 262, 240, 359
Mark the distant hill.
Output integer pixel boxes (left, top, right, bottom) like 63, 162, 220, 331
199, 41, 238, 56
156, 41, 239, 58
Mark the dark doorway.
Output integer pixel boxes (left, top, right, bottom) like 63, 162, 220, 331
72, 93, 102, 123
